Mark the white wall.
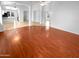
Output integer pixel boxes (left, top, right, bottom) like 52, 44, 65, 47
32, 4, 48, 25
17, 5, 29, 22
0, 5, 4, 32
0, 6, 2, 24
48, 1, 79, 35
32, 5, 41, 23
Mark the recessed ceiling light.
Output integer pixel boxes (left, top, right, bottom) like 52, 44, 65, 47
5, 6, 17, 10
1, 1, 15, 5
40, 1, 50, 6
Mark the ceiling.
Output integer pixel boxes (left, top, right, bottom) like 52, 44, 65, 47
1, 1, 52, 7
15, 1, 51, 6
15, 1, 41, 6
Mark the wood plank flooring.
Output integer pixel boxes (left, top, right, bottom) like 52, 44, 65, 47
0, 26, 79, 58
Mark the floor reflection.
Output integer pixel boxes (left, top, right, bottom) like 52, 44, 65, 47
12, 35, 20, 43
3, 19, 42, 31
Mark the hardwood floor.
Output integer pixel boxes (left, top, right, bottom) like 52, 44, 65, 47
0, 26, 79, 58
